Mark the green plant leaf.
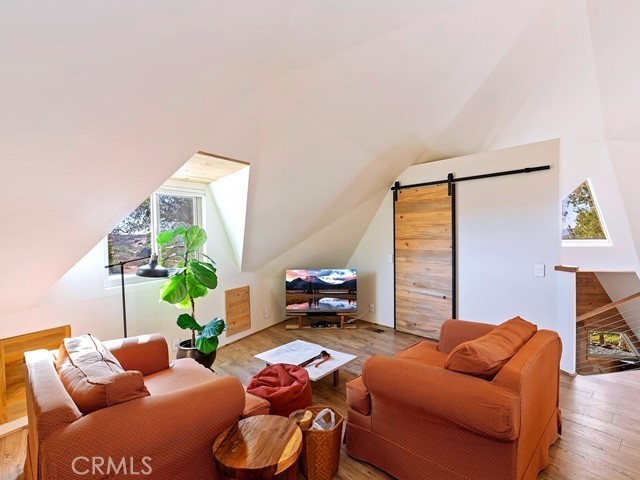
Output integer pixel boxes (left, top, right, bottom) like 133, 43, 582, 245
186, 272, 208, 298
189, 260, 218, 289
195, 334, 219, 354
184, 225, 207, 254
202, 253, 217, 266
175, 294, 192, 309
177, 313, 202, 331
201, 318, 226, 338
198, 260, 217, 273
157, 226, 186, 246
159, 274, 187, 304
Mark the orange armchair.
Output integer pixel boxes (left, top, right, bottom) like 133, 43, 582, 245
24, 334, 269, 480
346, 319, 562, 480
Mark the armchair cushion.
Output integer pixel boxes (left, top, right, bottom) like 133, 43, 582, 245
438, 319, 496, 353
56, 334, 149, 414
346, 376, 371, 415
396, 340, 447, 367
444, 317, 537, 379
363, 356, 520, 441
103, 334, 170, 376
243, 392, 271, 417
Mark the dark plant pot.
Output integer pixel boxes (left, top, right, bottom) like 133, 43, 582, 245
176, 339, 217, 369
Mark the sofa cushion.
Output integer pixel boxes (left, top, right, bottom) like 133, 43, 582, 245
144, 357, 269, 417
395, 340, 447, 367
444, 317, 537, 379
144, 358, 213, 394
56, 334, 149, 414
243, 392, 271, 418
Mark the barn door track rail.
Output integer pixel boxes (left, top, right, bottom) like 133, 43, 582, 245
391, 165, 551, 200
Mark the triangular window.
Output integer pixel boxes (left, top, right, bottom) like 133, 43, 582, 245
589, 330, 640, 358
562, 179, 609, 244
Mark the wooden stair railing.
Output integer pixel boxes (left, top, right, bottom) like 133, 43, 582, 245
576, 289, 640, 375
576, 291, 640, 322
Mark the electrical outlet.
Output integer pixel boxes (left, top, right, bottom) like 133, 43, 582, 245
263, 308, 269, 319
172, 338, 180, 351
387, 254, 393, 264
370, 303, 375, 312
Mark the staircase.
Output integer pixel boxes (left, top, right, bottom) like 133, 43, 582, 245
575, 272, 640, 375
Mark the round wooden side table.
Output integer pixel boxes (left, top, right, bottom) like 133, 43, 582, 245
212, 415, 303, 480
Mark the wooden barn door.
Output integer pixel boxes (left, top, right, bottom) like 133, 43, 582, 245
394, 184, 454, 340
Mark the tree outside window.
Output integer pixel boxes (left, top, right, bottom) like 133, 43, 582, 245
562, 180, 608, 241
158, 194, 197, 268
107, 198, 152, 274
106, 190, 203, 276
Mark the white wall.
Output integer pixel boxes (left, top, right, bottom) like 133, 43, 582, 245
350, 140, 568, 361
560, 142, 640, 271
209, 166, 250, 269
0, 180, 282, 355
348, 195, 394, 326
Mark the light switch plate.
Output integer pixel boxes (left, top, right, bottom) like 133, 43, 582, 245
534, 264, 545, 277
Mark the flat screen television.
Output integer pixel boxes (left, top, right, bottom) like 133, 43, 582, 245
285, 269, 357, 314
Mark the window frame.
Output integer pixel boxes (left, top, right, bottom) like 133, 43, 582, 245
588, 330, 639, 358
562, 178, 612, 247
104, 185, 206, 287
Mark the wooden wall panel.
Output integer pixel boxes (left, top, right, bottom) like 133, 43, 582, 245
395, 184, 453, 340
576, 272, 627, 328
0, 325, 70, 424
225, 286, 251, 336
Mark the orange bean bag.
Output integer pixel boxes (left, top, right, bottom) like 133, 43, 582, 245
246, 363, 313, 417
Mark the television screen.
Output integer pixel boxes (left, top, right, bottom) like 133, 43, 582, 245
285, 269, 357, 313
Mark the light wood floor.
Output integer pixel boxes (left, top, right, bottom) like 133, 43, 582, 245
3, 320, 640, 479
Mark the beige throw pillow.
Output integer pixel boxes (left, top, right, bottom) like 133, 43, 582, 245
57, 334, 149, 414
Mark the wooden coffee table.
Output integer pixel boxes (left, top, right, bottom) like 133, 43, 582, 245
212, 415, 302, 480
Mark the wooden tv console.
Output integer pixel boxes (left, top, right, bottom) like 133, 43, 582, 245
285, 313, 358, 330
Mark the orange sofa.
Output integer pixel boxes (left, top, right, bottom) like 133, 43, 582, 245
23, 334, 269, 480
346, 319, 562, 480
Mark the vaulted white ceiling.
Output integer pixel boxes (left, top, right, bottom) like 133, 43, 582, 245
1, 0, 639, 315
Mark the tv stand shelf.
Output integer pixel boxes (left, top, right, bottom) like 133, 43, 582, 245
285, 313, 358, 330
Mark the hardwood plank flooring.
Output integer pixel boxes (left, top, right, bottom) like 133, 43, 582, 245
0, 428, 25, 480
3, 320, 640, 479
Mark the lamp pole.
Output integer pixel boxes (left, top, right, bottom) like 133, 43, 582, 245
105, 256, 150, 338
105, 254, 168, 338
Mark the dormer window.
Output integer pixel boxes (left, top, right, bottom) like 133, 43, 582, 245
106, 186, 204, 279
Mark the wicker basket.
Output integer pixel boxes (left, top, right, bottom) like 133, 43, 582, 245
298, 406, 343, 480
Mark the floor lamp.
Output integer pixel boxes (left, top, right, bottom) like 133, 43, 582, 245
104, 254, 168, 337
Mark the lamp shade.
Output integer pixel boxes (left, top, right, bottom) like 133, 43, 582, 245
136, 254, 169, 278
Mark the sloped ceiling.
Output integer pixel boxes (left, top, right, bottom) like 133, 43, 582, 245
1, 0, 639, 315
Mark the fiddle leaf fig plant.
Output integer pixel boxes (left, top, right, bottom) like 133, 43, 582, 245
157, 225, 226, 354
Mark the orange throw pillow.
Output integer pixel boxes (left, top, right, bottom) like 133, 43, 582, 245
57, 334, 149, 414
444, 317, 537, 379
